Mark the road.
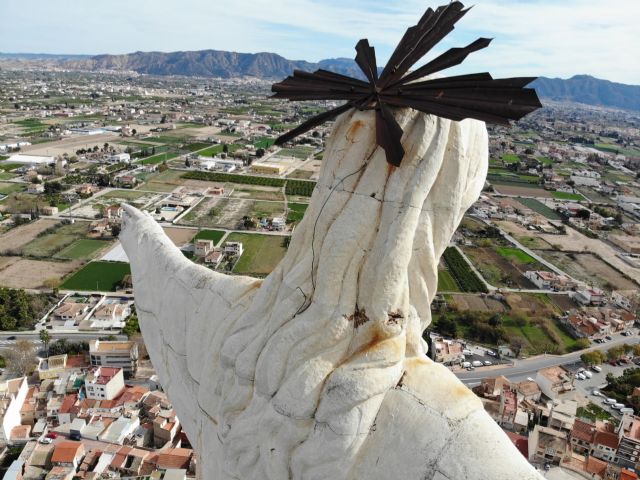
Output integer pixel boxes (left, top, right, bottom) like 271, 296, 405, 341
455, 330, 639, 386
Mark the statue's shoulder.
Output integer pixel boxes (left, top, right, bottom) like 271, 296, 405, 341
347, 357, 485, 480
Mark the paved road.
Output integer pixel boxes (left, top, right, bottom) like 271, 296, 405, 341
456, 330, 639, 386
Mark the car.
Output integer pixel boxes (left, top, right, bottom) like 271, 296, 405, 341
462, 362, 471, 369
613, 403, 626, 410
39, 437, 52, 444
592, 389, 601, 396
609, 360, 618, 366
46, 432, 58, 439
584, 371, 593, 379
605, 398, 617, 405
594, 338, 603, 344
6, 335, 16, 340
622, 331, 632, 336
69, 432, 81, 441
605, 335, 613, 341
462, 349, 472, 356
472, 360, 483, 367
576, 373, 585, 380
483, 360, 492, 366
466, 366, 475, 371
485, 350, 496, 356
592, 365, 602, 373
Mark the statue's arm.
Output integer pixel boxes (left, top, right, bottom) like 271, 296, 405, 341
119, 205, 260, 435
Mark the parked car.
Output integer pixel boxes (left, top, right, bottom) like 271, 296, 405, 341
592, 389, 601, 396
462, 362, 471, 369
591, 365, 602, 373
605, 398, 617, 405
605, 335, 613, 341
472, 360, 483, 367
620, 408, 634, 414
6, 335, 16, 340
466, 366, 475, 371
583, 371, 593, 379
622, 331, 632, 336
462, 349, 472, 356
46, 432, 58, 439
483, 360, 492, 366
613, 403, 626, 410
39, 437, 52, 444
576, 373, 585, 380
485, 350, 496, 357
526, 377, 535, 382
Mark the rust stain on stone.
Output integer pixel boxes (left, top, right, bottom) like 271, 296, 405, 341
346, 120, 365, 141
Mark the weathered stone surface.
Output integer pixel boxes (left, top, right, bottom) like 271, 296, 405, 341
120, 108, 544, 479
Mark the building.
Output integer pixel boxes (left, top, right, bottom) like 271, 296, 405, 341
528, 425, 568, 465
109, 153, 131, 164
524, 271, 577, 291
0, 377, 29, 444
617, 414, 640, 469
433, 338, 465, 365
51, 441, 85, 469
195, 239, 214, 257
223, 241, 243, 257
105, 205, 123, 220
536, 366, 574, 399
572, 288, 606, 306
251, 162, 286, 175
89, 340, 139, 375
591, 430, 619, 463
27, 183, 45, 194
53, 302, 89, 322
569, 418, 595, 455
85, 367, 125, 400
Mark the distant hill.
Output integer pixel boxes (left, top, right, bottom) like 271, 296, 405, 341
2, 50, 639, 111
530, 75, 640, 112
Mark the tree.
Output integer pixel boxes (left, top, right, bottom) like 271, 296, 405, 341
132, 128, 137, 136
256, 148, 265, 158
581, 350, 605, 365
185, 158, 192, 168
223, 143, 229, 154
110, 224, 121, 237
39, 329, 50, 357
509, 337, 527, 358
6, 340, 36, 376
607, 346, 625, 361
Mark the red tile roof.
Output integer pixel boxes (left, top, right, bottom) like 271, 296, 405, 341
571, 419, 595, 443
621, 469, 639, 480
59, 394, 78, 414
585, 456, 607, 477
504, 431, 528, 458
593, 431, 619, 449
156, 448, 192, 469
51, 441, 83, 464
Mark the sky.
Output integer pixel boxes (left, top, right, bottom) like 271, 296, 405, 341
1, 0, 639, 84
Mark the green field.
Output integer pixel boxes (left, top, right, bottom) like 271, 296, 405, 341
552, 191, 585, 201
53, 239, 111, 260
501, 154, 520, 164
251, 201, 285, 218
143, 136, 188, 145
278, 146, 315, 159
186, 142, 213, 152
0, 182, 26, 195
0, 163, 20, 172
22, 222, 89, 258
254, 137, 276, 149
287, 203, 309, 224
0, 173, 15, 181
495, 247, 536, 264
139, 152, 179, 165
228, 233, 288, 276
537, 156, 554, 165
61, 261, 131, 291
437, 270, 460, 292
516, 198, 562, 220
192, 229, 226, 245
100, 190, 147, 201
197, 144, 241, 157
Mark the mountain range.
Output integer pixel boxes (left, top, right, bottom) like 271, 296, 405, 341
2, 50, 640, 111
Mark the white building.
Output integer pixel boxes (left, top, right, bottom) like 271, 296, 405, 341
7, 153, 55, 166
109, 153, 131, 164
0, 377, 29, 444
89, 340, 139, 375
570, 170, 601, 187
85, 367, 125, 400
223, 241, 243, 257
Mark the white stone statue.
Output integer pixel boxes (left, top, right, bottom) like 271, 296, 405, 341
120, 108, 544, 479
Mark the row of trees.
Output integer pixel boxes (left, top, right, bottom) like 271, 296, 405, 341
581, 344, 640, 365
0, 288, 54, 331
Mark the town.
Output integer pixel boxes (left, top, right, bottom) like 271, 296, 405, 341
0, 67, 640, 479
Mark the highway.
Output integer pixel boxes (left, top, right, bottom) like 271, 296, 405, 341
455, 329, 639, 387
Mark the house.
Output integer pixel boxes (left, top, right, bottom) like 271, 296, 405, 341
27, 183, 45, 194
89, 339, 139, 375
85, 367, 125, 401
51, 441, 85, 469
524, 271, 578, 291
195, 239, 214, 257
536, 366, 574, 399
591, 430, 619, 463
105, 205, 123, 220
528, 425, 568, 465
53, 302, 89, 322
204, 248, 224, 268
92, 302, 130, 324
572, 288, 606, 306
432, 337, 465, 365
516, 380, 541, 403
223, 241, 243, 257
109, 153, 130, 164
569, 418, 595, 455
271, 217, 286, 231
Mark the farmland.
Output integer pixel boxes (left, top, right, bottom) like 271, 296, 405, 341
552, 191, 585, 201
228, 233, 288, 276
53, 239, 112, 260
495, 247, 537, 264
462, 245, 546, 289
437, 269, 460, 292
192, 229, 226, 245
183, 171, 285, 187
60, 261, 131, 291
442, 247, 487, 293
516, 198, 562, 220
287, 203, 309, 224
21, 222, 90, 258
